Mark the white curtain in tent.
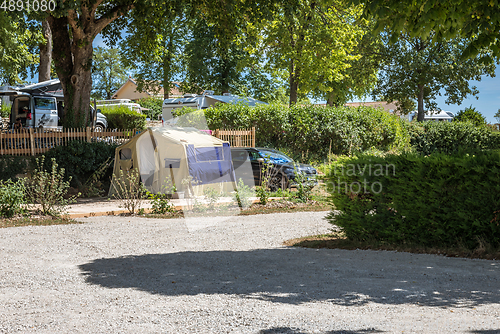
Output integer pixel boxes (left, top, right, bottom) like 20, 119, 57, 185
136, 132, 157, 191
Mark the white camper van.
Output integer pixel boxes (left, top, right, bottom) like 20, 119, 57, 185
0, 79, 107, 130
96, 99, 142, 114
162, 92, 267, 123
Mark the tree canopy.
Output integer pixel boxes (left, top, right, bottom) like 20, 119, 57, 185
91, 47, 129, 100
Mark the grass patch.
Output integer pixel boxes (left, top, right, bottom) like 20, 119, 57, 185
285, 233, 500, 260
0, 215, 80, 228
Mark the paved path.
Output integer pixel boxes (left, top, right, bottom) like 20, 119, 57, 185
0, 212, 499, 333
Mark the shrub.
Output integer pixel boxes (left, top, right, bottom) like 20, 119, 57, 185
410, 121, 496, 155
24, 156, 77, 216
110, 168, 147, 214
203, 103, 411, 162
1, 103, 10, 118
100, 105, 147, 130
136, 97, 163, 120
454, 106, 487, 127
43, 140, 117, 189
0, 156, 32, 181
0, 179, 25, 217
325, 151, 500, 250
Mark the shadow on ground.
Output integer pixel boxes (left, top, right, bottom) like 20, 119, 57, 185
259, 328, 383, 334
79, 248, 500, 308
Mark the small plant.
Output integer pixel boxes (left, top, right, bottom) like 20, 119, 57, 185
234, 178, 253, 209
82, 158, 113, 197
111, 168, 147, 214
149, 192, 175, 214
24, 156, 78, 216
203, 187, 222, 210
293, 166, 315, 203
0, 179, 25, 218
181, 175, 199, 197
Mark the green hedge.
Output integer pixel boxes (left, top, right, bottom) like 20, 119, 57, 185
136, 97, 163, 120
101, 105, 147, 130
0, 156, 32, 181
410, 121, 498, 155
43, 140, 118, 188
325, 152, 500, 250
201, 103, 411, 161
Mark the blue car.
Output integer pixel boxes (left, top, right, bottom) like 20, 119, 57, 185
231, 147, 317, 190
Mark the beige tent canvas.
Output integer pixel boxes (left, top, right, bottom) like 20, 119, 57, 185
109, 126, 237, 198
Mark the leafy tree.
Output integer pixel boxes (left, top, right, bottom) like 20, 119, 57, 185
120, 0, 188, 99
357, 0, 500, 60
91, 47, 129, 100
254, 0, 366, 105
38, 19, 52, 82
0, 13, 42, 85
494, 109, 500, 124
136, 97, 163, 119
454, 106, 487, 127
372, 33, 498, 121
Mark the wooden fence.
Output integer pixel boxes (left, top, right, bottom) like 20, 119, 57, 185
213, 127, 255, 148
0, 127, 255, 156
0, 128, 140, 156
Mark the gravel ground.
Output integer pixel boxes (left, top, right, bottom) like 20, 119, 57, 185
0, 211, 499, 334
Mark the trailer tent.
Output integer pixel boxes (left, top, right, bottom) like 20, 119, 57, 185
109, 126, 237, 197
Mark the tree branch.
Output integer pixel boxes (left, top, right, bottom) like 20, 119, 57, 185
93, 3, 134, 38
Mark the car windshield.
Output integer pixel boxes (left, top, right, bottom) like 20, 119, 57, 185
259, 150, 293, 164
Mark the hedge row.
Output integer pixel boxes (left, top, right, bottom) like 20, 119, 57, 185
101, 105, 147, 130
176, 103, 412, 161
325, 152, 500, 250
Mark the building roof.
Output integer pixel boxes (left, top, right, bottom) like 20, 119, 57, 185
345, 101, 399, 113
112, 78, 184, 100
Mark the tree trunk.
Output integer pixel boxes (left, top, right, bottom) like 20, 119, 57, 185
38, 19, 52, 82
48, 16, 93, 128
416, 84, 425, 122
326, 91, 335, 107
289, 59, 298, 106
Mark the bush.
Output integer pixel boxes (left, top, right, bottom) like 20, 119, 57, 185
24, 156, 77, 216
43, 140, 117, 189
0, 179, 25, 217
203, 103, 411, 162
0, 156, 32, 181
454, 106, 487, 127
101, 105, 147, 130
136, 97, 163, 120
1, 103, 10, 118
410, 121, 496, 155
325, 152, 500, 250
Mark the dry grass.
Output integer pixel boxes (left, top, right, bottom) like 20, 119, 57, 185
0, 215, 80, 228
284, 233, 500, 260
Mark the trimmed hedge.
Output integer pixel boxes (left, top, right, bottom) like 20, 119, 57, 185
43, 140, 118, 188
410, 121, 498, 155
0, 156, 32, 181
101, 105, 147, 130
325, 152, 500, 250
201, 103, 411, 161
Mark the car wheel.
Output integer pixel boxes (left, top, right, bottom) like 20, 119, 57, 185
95, 124, 104, 132
269, 173, 289, 191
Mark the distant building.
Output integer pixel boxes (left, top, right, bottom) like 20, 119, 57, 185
112, 78, 183, 101
344, 101, 399, 114
407, 110, 455, 122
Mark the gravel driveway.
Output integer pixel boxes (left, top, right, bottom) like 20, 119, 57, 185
0, 211, 499, 333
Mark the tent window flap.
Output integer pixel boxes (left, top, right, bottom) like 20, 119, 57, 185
186, 144, 235, 185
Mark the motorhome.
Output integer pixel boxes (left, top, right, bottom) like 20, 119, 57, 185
162, 92, 267, 123
0, 79, 107, 130
96, 99, 142, 114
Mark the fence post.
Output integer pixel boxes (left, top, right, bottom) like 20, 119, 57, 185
252, 127, 255, 147
0, 131, 2, 155
29, 128, 35, 156
86, 127, 91, 143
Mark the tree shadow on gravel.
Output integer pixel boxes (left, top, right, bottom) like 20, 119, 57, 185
259, 328, 383, 334
78, 248, 500, 307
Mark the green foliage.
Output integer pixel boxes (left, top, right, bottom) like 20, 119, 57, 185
325, 152, 500, 250
148, 193, 175, 214
410, 121, 496, 155
372, 32, 497, 120
136, 97, 163, 120
100, 105, 147, 130
0, 156, 32, 181
234, 178, 253, 209
0, 179, 25, 218
111, 168, 147, 214
24, 156, 77, 216
454, 106, 487, 127
293, 169, 315, 203
495, 109, 500, 124
204, 103, 411, 161
82, 158, 114, 197
1, 103, 10, 118
91, 47, 130, 100
203, 187, 222, 210
43, 140, 117, 188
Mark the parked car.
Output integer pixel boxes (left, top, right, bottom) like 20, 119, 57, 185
231, 147, 317, 190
